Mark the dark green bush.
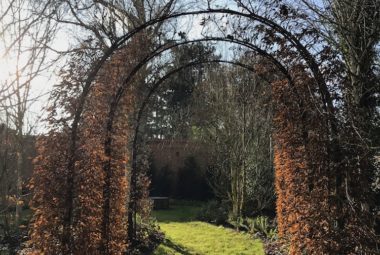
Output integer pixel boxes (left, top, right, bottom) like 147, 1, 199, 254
197, 200, 229, 225
177, 157, 212, 200
127, 218, 164, 255
150, 164, 176, 197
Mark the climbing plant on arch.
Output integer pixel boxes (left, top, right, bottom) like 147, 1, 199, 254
29, 2, 378, 254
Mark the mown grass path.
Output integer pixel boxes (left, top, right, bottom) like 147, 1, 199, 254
152, 204, 264, 255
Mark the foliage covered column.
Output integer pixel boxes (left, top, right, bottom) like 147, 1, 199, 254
272, 69, 336, 254
29, 48, 134, 254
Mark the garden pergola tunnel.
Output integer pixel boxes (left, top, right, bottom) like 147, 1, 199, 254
28, 5, 377, 255
101, 35, 295, 250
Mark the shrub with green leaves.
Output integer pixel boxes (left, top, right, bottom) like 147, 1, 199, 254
242, 216, 277, 240
128, 217, 165, 255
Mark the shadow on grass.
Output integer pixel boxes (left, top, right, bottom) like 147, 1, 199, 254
163, 238, 193, 255
153, 205, 202, 223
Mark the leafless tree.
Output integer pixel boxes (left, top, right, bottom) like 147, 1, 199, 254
193, 57, 275, 219
0, 0, 56, 236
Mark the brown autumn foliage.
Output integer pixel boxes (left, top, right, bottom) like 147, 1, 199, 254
273, 67, 336, 254
29, 132, 70, 254
28, 46, 137, 254
273, 65, 378, 254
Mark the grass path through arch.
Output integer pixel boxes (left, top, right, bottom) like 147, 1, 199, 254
152, 203, 264, 255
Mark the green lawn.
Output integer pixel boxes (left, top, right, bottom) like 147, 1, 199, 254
152, 203, 264, 255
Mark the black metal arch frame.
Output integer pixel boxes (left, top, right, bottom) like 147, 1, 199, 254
69, 8, 334, 158
100, 35, 294, 241
62, 6, 338, 251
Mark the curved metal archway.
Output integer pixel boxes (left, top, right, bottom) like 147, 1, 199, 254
98, 35, 294, 242
98, 34, 302, 241
62, 6, 338, 252
68, 6, 335, 170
